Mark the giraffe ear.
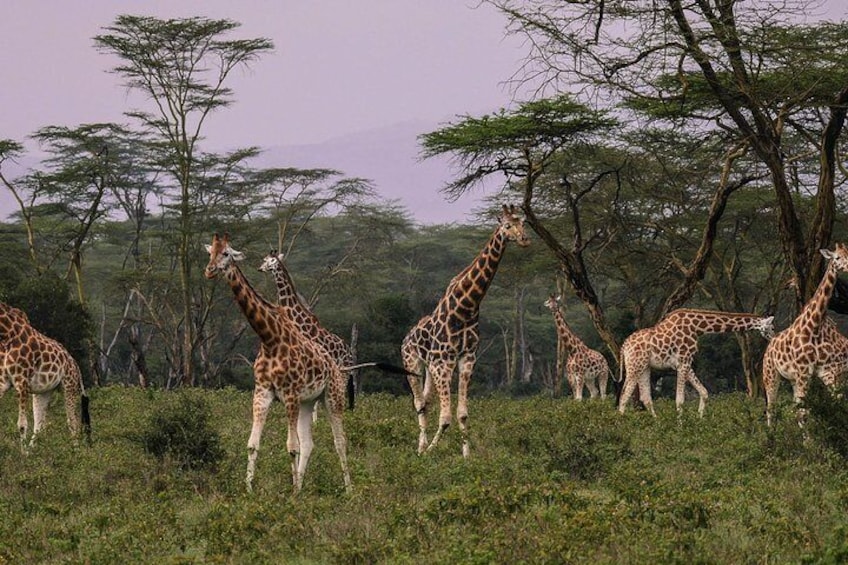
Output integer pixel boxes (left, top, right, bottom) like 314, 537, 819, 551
231, 250, 246, 262
204, 244, 213, 253
821, 248, 836, 260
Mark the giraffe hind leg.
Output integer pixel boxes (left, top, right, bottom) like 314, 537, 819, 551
30, 392, 52, 448
456, 354, 475, 458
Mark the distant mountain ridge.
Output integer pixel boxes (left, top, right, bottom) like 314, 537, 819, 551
253, 120, 491, 225
0, 121, 495, 225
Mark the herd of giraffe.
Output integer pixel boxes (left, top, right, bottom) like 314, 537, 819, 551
2, 204, 847, 494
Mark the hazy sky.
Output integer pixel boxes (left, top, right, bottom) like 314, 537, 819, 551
1, 1, 845, 223
1, 1, 525, 151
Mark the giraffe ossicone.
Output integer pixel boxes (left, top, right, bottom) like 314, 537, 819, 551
401, 204, 530, 457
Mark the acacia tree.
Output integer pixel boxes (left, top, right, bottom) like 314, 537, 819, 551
488, 0, 848, 309
421, 96, 631, 357
94, 16, 273, 385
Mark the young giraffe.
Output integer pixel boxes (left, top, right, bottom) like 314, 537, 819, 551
762, 243, 848, 426
544, 295, 610, 400
258, 251, 356, 417
205, 233, 350, 493
617, 308, 774, 417
0, 301, 91, 447
401, 205, 530, 457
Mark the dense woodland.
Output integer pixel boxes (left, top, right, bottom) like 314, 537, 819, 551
1, 2, 848, 406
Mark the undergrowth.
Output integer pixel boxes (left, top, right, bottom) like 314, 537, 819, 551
1, 387, 847, 563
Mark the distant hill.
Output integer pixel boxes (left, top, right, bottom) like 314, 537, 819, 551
0, 121, 500, 225
253, 121, 496, 225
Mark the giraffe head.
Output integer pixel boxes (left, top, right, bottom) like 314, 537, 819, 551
820, 242, 848, 273
543, 294, 562, 312
204, 232, 246, 279
257, 249, 285, 273
0, 301, 30, 340
498, 204, 530, 247
753, 316, 775, 340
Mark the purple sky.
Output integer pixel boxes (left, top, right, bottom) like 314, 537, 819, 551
1, 1, 525, 150
2, 1, 845, 223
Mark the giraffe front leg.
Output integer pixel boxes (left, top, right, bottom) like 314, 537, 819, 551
585, 373, 599, 399
293, 402, 315, 493
687, 371, 709, 418
426, 360, 455, 453
245, 387, 274, 493
29, 392, 53, 448
14, 380, 30, 450
637, 370, 657, 417
456, 353, 476, 458
572, 373, 585, 400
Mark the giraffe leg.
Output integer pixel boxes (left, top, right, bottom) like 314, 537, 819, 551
407, 369, 430, 454
618, 374, 638, 414
293, 402, 315, 493
572, 373, 585, 400
426, 360, 455, 453
29, 391, 52, 447
687, 371, 709, 417
675, 367, 688, 413
456, 353, 476, 458
585, 373, 599, 399
14, 380, 30, 449
598, 367, 609, 400
762, 352, 779, 427
792, 376, 811, 428
637, 370, 656, 417
245, 387, 274, 493
323, 395, 352, 492
62, 376, 83, 440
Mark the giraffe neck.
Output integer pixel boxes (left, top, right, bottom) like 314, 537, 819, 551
271, 262, 309, 311
224, 264, 280, 344
665, 309, 767, 336
795, 262, 838, 334
441, 228, 508, 318
552, 309, 585, 351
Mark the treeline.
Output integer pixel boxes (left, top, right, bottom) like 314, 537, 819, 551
0, 200, 808, 399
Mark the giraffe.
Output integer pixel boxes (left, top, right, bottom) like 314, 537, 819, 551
258, 250, 356, 417
617, 308, 774, 417
544, 295, 610, 400
205, 233, 350, 493
401, 204, 530, 457
0, 301, 91, 448
762, 243, 848, 426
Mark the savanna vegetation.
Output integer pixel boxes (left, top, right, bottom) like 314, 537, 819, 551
2, 388, 848, 563
3, 2, 848, 562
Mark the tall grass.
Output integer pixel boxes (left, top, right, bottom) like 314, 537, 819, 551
1, 387, 847, 563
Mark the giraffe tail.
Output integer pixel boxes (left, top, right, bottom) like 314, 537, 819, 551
81, 393, 92, 445
342, 361, 423, 377
346, 373, 355, 412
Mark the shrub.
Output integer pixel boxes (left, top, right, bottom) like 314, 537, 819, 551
139, 392, 224, 471
802, 378, 848, 460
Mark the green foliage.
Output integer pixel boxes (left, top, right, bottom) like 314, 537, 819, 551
1, 273, 93, 379
1, 389, 848, 562
802, 378, 848, 460
138, 390, 225, 471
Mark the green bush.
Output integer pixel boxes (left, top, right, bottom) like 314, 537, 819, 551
802, 378, 848, 460
139, 391, 224, 471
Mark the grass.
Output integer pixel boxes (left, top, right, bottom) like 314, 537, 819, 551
1, 387, 847, 564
